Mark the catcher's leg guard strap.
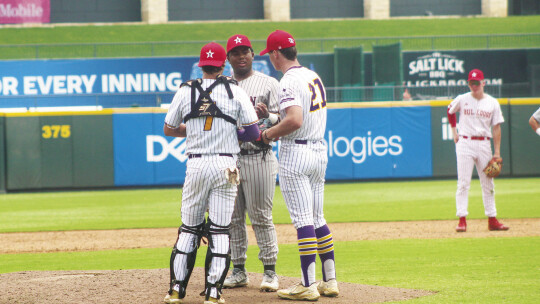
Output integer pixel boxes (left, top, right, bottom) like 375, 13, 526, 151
203, 218, 231, 301
169, 222, 205, 298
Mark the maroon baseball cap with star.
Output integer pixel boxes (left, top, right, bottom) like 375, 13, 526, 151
468, 69, 484, 81
259, 30, 296, 56
226, 34, 252, 53
198, 42, 226, 67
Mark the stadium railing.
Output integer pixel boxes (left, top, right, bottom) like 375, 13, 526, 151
1, 33, 539, 60
3, 84, 528, 110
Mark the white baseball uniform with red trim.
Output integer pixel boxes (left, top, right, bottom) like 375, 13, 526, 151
278, 66, 328, 229
448, 92, 504, 217
230, 71, 280, 267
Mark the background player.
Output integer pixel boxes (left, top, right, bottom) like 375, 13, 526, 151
223, 34, 281, 292
163, 42, 259, 304
447, 69, 509, 233
259, 30, 338, 301
529, 106, 540, 136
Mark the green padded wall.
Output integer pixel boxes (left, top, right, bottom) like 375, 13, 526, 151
6, 116, 42, 189
72, 115, 114, 187
0, 115, 5, 192
5, 113, 114, 190
509, 103, 540, 175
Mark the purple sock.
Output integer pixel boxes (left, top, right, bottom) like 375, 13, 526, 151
315, 224, 336, 281
297, 225, 317, 286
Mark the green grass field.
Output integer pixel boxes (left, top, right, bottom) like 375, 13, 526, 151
1, 16, 539, 59
1, 178, 539, 303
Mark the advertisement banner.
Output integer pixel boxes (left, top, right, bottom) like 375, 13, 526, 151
0, 57, 275, 96
0, 0, 50, 24
113, 112, 187, 186
326, 106, 432, 179
113, 106, 433, 186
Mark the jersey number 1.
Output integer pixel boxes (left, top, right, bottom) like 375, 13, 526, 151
309, 78, 327, 112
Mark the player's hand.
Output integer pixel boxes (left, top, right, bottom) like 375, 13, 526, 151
256, 103, 269, 119
262, 130, 271, 144
453, 129, 459, 143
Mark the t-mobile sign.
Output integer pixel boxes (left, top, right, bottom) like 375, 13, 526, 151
0, 0, 50, 24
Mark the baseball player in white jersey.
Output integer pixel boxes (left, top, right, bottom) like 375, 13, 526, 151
447, 69, 509, 233
529, 107, 540, 136
222, 34, 281, 292
259, 30, 338, 301
162, 42, 259, 304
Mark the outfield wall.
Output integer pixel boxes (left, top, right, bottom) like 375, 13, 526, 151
1, 99, 539, 191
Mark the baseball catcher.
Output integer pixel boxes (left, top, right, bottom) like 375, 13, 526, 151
483, 157, 503, 178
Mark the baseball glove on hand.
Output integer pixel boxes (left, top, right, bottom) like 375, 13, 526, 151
251, 118, 273, 151
483, 157, 503, 178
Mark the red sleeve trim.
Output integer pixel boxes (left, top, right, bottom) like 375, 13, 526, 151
447, 107, 457, 127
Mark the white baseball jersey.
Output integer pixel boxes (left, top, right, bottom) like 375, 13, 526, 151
228, 71, 280, 267
279, 66, 327, 142
165, 79, 258, 154
236, 71, 280, 150
165, 77, 258, 299
533, 107, 540, 123
448, 92, 504, 137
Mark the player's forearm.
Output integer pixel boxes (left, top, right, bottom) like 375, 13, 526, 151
237, 123, 260, 142
265, 114, 301, 140
163, 124, 187, 138
529, 116, 540, 134
492, 125, 501, 156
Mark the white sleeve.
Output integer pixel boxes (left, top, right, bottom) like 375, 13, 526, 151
164, 87, 188, 128
267, 77, 280, 114
236, 88, 258, 126
279, 77, 302, 111
448, 95, 461, 115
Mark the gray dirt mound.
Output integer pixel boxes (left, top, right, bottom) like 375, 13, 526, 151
0, 268, 435, 304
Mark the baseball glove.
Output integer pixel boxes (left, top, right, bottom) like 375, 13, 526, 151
483, 157, 503, 178
251, 118, 273, 151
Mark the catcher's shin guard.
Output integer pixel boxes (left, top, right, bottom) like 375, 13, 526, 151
168, 221, 205, 298
202, 218, 231, 301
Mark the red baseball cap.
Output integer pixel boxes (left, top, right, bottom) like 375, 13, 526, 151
198, 42, 226, 67
468, 69, 484, 81
227, 34, 252, 53
259, 30, 296, 56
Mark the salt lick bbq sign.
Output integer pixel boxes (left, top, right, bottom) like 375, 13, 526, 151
0, 0, 50, 24
405, 52, 502, 87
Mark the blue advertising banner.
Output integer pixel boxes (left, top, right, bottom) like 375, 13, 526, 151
0, 57, 276, 107
112, 106, 432, 186
325, 106, 432, 180
113, 112, 187, 186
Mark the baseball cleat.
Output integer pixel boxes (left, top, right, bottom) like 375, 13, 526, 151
456, 217, 467, 232
164, 290, 182, 304
277, 282, 320, 301
223, 268, 249, 288
317, 279, 339, 297
203, 296, 225, 304
260, 270, 279, 292
488, 217, 509, 231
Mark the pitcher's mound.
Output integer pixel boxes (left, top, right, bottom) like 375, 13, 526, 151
0, 268, 435, 304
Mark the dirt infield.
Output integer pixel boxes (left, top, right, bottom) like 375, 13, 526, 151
1, 218, 538, 304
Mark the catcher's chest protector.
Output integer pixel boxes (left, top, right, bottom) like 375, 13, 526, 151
183, 76, 237, 126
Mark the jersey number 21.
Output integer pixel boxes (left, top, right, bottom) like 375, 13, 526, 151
309, 78, 327, 112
